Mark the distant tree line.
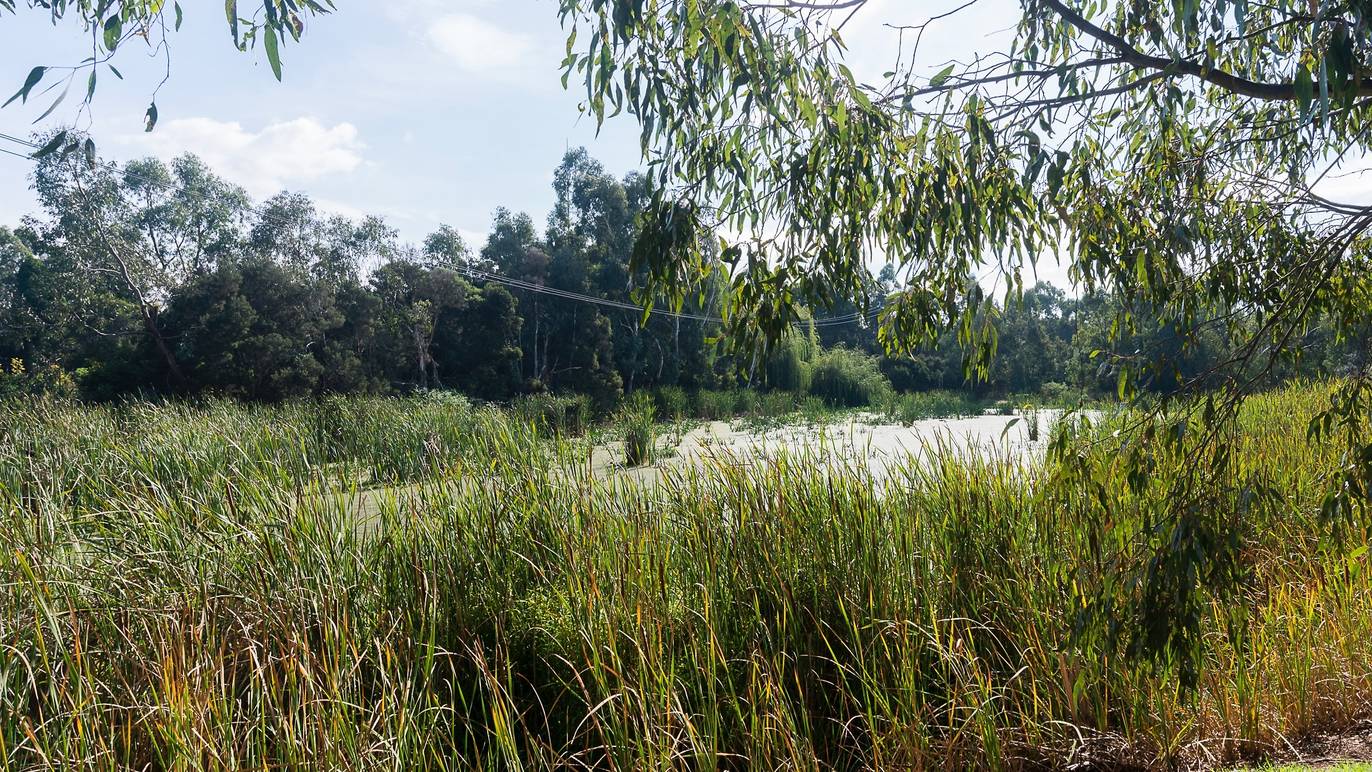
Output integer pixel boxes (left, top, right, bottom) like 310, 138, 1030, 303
0, 146, 1366, 404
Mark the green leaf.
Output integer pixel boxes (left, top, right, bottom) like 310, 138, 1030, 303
32, 80, 69, 124
1318, 58, 1329, 124
31, 130, 67, 159
145, 102, 159, 132
1294, 64, 1314, 115
4, 66, 46, 108
929, 64, 955, 88
225, 0, 240, 44
175, 2, 184, 31
85, 70, 97, 103
82, 138, 96, 169
264, 25, 283, 81
103, 13, 123, 52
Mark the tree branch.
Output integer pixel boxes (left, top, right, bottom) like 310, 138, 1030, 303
1038, 0, 1372, 101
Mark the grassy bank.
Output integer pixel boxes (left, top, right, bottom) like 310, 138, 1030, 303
2, 383, 1369, 769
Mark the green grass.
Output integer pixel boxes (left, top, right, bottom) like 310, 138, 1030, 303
621, 392, 657, 466
2, 383, 1370, 769
882, 389, 987, 423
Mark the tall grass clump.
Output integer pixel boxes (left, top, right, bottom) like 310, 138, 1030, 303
2, 382, 1370, 770
651, 385, 689, 421
621, 391, 656, 466
691, 388, 738, 420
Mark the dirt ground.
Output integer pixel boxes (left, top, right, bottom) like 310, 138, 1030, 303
1230, 720, 1372, 770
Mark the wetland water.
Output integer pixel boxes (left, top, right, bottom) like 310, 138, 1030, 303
593, 408, 1091, 482
331, 409, 1096, 523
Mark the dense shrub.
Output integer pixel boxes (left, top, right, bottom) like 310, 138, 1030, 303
0, 358, 77, 399
807, 347, 892, 407
652, 385, 688, 420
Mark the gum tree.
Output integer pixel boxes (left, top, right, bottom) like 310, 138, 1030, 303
556, 0, 1372, 684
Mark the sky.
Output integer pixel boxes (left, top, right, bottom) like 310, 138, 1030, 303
0, 0, 1054, 275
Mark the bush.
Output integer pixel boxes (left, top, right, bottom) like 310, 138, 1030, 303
0, 358, 77, 399
807, 347, 892, 407
692, 390, 736, 421
1039, 381, 1070, 404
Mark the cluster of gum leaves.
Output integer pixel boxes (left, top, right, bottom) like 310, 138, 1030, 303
2, 0, 330, 158
556, 0, 1372, 687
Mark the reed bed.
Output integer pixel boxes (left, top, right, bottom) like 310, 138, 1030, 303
1, 384, 1369, 770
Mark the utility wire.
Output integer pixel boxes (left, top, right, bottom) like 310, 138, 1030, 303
454, 265, 882, 328
0, 145, 35, 161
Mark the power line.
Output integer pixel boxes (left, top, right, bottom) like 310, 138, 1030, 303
454, 264, 882, 329
0, 145, 35, 162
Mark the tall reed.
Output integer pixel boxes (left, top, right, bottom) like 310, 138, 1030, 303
1, 383, 1368, 770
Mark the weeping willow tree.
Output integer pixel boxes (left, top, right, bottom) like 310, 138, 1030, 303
556, 0, 1372, 685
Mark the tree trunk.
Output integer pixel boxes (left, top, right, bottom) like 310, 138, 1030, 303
141, 305, 187, 386
75, 177, 187, 388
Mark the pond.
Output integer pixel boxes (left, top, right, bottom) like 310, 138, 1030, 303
594, 408, 1094, 482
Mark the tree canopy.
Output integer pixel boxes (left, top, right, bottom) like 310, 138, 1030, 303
5, 0, 1372, 688
558, 1, 1371, 376
556, 0, 1372, 684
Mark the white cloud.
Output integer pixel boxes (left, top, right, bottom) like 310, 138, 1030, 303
314, 197, 369, 221
117, 117, 365, 198
427, 14, 533, 75
459, 227, 487, 248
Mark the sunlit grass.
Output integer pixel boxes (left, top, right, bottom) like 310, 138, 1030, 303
1, 383, 1369, 769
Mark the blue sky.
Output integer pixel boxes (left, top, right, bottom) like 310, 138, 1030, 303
0, 1, 652, 248
0, 0, 1068, 282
